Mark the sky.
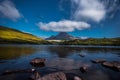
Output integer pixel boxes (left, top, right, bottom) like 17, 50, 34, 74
0, 0, 120, 38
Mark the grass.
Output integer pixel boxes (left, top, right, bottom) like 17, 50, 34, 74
60, 38, 120, 46
0, 26, 45, 44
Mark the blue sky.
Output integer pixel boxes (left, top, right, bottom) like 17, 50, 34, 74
0, 0, 120, 38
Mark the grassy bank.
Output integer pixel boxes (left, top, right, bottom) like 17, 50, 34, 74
60, 38, 120, 46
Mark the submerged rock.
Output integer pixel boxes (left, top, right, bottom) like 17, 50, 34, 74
2, 68, 36, 75
30, 58, 46, 67
102, 61, 120, 71
91, 59, 106, 63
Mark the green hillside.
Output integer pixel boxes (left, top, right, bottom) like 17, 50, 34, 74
60, 38, 120, 46
0, 26, 44, 44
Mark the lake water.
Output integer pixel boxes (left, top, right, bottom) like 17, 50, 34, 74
0, 45, 120, 80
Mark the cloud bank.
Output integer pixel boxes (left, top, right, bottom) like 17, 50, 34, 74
37, 20, 90, 32
71, 0, 106, 22
71, 0, 120, 21
0, 0, 22, 21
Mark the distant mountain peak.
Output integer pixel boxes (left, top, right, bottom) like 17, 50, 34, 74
57, 32, 71, 36
46, 32, 78, 40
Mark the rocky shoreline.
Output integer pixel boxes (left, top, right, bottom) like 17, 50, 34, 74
1, 57, 120, 80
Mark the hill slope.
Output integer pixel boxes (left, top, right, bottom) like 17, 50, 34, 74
0, 26, 43, 44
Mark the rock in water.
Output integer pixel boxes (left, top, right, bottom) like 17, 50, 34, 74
30, 58, 46, 67
37, 72, 67, 80
102, 61, 120, 71
91, 59, 106, 63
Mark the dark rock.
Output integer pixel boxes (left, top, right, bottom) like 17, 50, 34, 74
30, 58, 46, 67
102, 61, 120, 71
2, 68, 36, 75
91, 59, 106, 63
36, 72, 67, 80
80, 66, 87, 73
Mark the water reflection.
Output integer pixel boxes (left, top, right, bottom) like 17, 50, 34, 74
46, 46, 120, 58
0, 45, 119, 60
0, 45, 37, 60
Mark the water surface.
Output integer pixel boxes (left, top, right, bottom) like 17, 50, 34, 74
0, 45, 120, 80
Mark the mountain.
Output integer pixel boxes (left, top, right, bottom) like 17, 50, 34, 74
46, 32, 78, 40
0, 26, 43, 44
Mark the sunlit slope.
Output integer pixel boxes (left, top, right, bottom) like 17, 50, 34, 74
0, 26, 43, 44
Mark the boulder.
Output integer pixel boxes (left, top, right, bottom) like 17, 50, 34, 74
30, 58, 46, 67
102, 61, 120, 71
91, 59, 106, 63
36, 72, 67, 80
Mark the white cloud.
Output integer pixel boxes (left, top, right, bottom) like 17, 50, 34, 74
37, 20, 90, 32
0, 0, 22, 21
71, 0, 106, 22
